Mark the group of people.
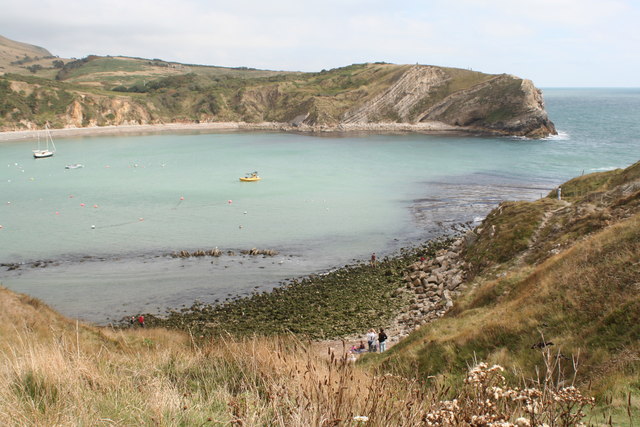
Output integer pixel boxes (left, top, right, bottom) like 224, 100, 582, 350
129, 315, 145, 327
350, 328, 388, 355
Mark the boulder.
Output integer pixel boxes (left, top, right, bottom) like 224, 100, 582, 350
447, 274, 464, 290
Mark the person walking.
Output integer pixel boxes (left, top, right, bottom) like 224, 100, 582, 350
378, 328, 388, 352
367, 329, 377, 352
370, 253, 377, 268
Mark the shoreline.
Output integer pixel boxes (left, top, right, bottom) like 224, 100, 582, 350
141, 235, 465, 344
0, 120, 490, 142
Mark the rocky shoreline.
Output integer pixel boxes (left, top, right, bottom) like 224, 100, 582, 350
139, 235, 470, 349
330, 237, 468, 352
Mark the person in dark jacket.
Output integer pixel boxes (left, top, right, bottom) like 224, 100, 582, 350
378, 328, 388, 352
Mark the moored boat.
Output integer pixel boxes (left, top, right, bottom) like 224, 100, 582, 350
33, 124, 56, 159
240, 171, 261, 182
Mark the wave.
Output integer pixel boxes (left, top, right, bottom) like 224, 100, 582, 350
541, 130, 570, 141
510, 130, 570, 142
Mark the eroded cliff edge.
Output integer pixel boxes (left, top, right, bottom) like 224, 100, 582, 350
1, 60, 556, 138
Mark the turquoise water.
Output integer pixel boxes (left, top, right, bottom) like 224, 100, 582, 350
1, 88, 638, 323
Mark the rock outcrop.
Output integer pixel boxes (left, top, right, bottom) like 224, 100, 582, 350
341, 66, 555, 138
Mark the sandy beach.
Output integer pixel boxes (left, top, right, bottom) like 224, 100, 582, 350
0, 120, 467, 142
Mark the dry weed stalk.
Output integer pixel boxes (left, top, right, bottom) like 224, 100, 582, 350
0, 327, 595, 426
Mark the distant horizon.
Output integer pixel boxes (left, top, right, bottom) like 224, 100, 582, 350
1, 0, 639, 87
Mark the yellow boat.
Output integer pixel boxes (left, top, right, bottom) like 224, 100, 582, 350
240, 171, 261, 182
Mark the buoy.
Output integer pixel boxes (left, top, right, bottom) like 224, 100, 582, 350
69, 195, 74, 198
6, 201, 10, 205
228, 200, 232, 204
91, 225, 96, 229
55, 211, 60, 215
0, 225, 3, 229
93, 204, 98, 208
180, 196, 184, 200
239, 225, 243, 229
244, 211, 247, 214
139, 217, 144, 221
80, 203, 85, 207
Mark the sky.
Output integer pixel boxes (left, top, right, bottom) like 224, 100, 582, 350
1, 0, 639, 87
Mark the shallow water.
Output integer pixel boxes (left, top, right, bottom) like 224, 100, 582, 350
1, 88, 638, 323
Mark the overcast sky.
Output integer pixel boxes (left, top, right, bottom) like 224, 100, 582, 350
2, 0, 639, 87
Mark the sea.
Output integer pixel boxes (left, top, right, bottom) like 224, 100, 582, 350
1, 88, 638, 324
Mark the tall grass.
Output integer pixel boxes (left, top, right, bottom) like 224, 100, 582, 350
0, 320, 595, 426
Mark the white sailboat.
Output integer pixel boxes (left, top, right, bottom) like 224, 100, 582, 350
33, 124, 56, 159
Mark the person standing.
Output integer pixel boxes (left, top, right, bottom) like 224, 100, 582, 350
370, 253, 377, 268
138, 314, 145, 327
378, 328, 388, 352
367, 329, 377, 352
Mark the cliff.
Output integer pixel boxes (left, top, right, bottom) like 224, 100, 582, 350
0, 36, 556, 137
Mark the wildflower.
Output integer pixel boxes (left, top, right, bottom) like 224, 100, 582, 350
353, 415, 369, 422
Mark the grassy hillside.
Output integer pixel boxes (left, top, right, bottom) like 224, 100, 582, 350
370, 161, 640, 424
0, 285, 597, 425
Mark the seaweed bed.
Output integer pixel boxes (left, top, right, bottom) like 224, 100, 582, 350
142, 237, 455, 339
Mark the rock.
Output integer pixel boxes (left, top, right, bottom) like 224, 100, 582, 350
447, 274, 463, 290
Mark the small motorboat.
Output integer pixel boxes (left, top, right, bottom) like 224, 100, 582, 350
240, 171, 261, 182
65, 163, 84, 169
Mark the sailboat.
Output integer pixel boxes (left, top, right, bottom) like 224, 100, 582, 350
32, 124, 56, 159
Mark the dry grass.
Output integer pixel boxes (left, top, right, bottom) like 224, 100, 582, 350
0, 318, 595, 426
